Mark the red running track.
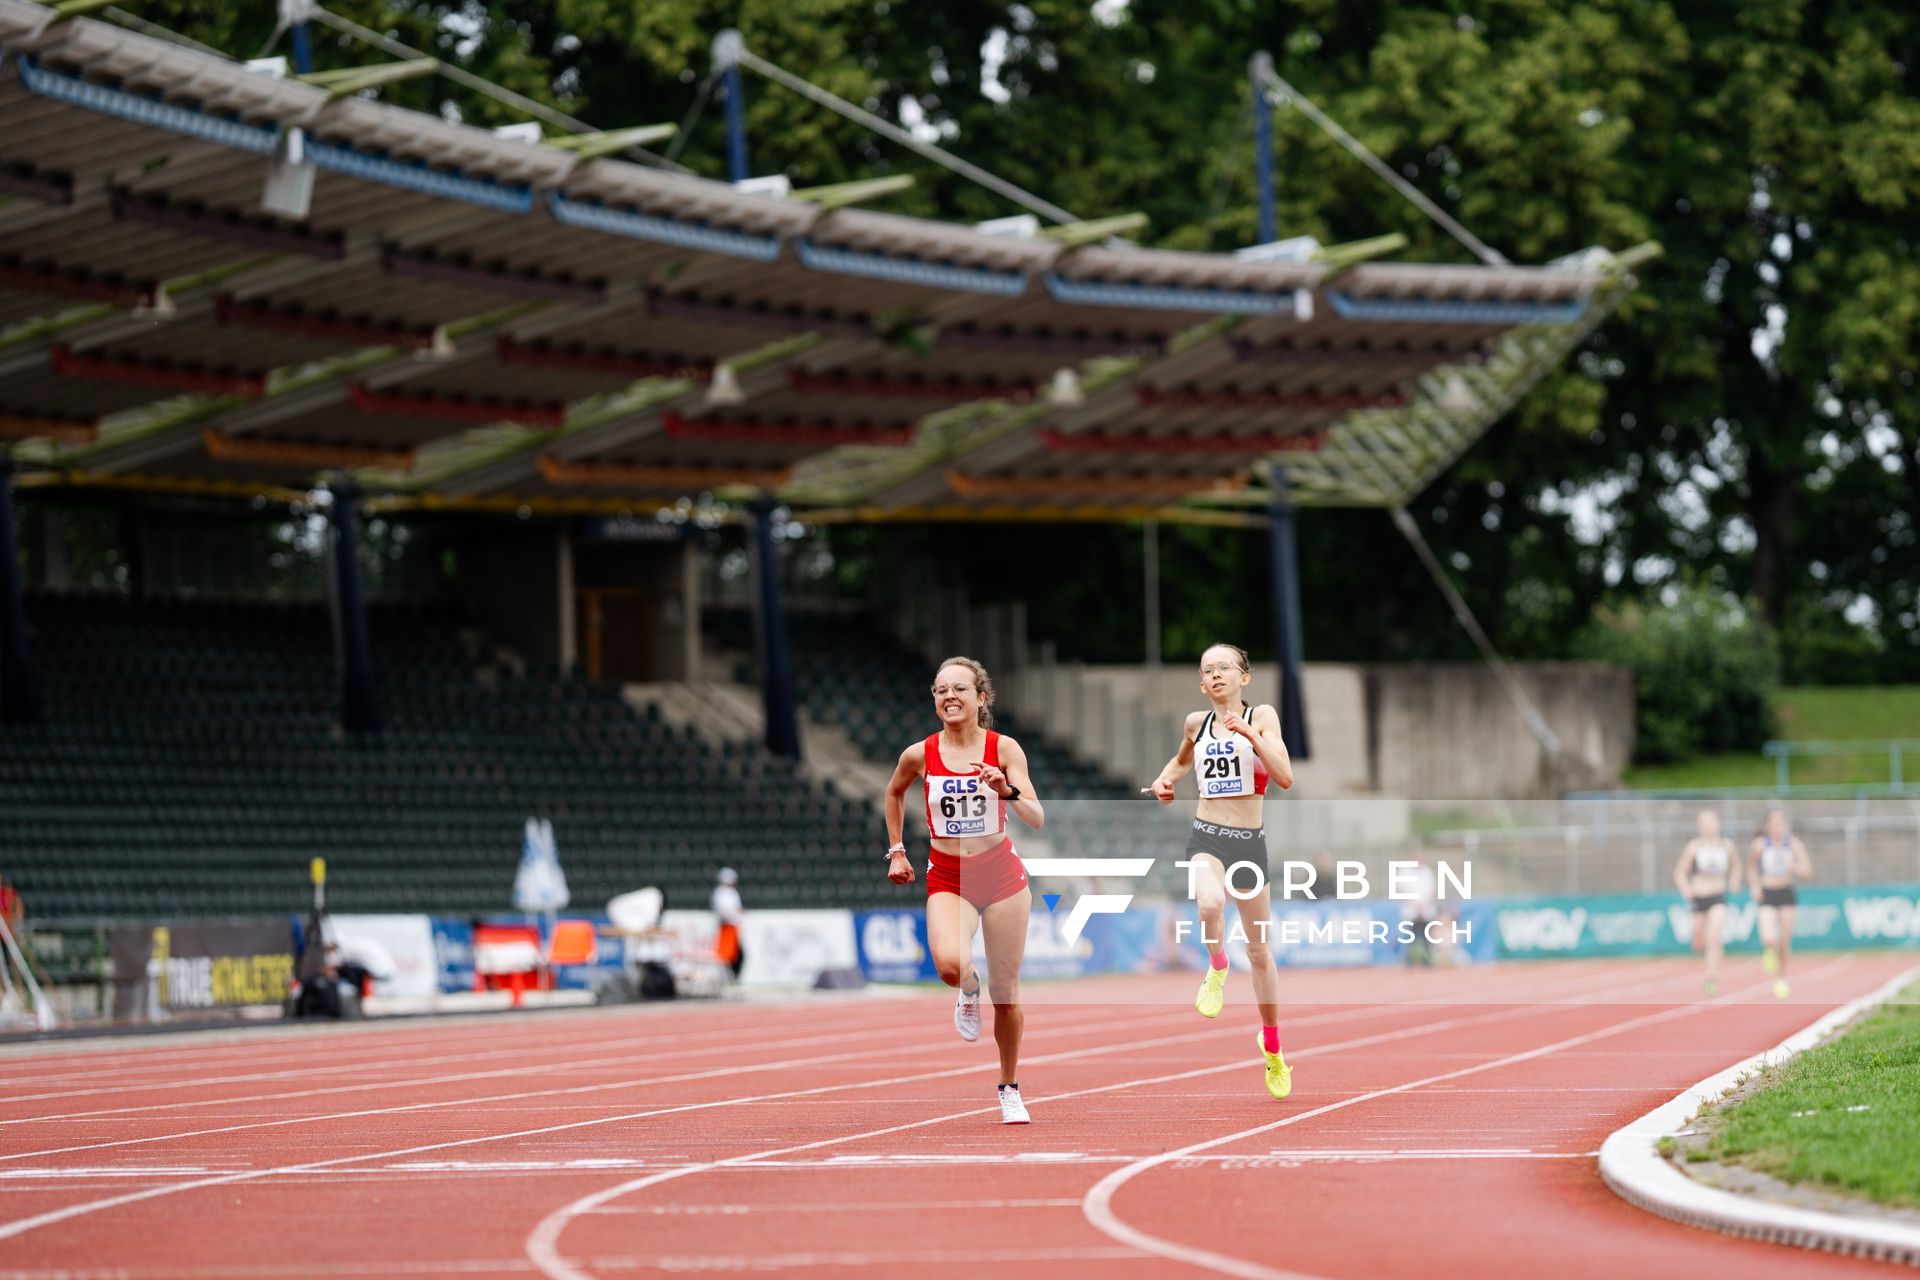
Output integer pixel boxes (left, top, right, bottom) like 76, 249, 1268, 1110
0, 953, 1913, 1279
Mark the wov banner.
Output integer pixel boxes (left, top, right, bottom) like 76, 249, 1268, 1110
1491, 881, 1920, 959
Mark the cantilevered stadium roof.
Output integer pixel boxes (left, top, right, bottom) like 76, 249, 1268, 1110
0, 0, 1653, 520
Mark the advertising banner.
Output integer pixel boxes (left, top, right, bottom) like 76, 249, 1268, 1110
738, 909, 858, 987
109, 920, 295, 1021
1490, 881, 1920, 959
431, 918, 475, 993
639, 909, 861, 989
853, 910, 935, 983
444, 917, 628, 993
330, 914, 439, 999
854, 905, 1173, 983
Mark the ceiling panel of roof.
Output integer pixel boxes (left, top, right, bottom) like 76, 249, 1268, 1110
0, 0, 1641, 514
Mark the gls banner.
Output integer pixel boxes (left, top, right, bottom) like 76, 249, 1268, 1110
853, 907, 1169, 983
1491, 881, 1920, 959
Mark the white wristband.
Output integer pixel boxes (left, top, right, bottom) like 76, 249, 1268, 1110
886, 844, 906, 859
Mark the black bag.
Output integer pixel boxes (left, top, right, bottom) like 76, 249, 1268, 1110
294, 978, 342, 1019
637, 961, 677, 1000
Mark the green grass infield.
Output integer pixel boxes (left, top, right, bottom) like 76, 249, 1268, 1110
1690, 980, 1920, 1208
1625, 685, 1920, 791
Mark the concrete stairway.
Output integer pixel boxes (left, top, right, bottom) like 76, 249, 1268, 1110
623, 676, 895, 808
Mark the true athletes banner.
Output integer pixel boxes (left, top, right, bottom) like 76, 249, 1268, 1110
1490, 881, 1920, 959
108, 920, 295, 1021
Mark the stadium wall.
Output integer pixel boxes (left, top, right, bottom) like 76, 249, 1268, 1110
1009, 661, 1632, 800
455, 527, 575, 667
443, 526, 698, 679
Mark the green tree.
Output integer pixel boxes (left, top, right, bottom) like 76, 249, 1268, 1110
1576, 580, 1779, 763
127, 2, 1920, 683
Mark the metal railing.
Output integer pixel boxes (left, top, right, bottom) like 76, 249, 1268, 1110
1414, 795, 1920, 897
1763, 738, 1920, 792
1029, 795, 1920, 902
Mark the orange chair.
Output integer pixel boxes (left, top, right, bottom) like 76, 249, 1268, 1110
548, 919, 598, 967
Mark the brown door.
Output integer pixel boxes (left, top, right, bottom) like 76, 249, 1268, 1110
578, 588, 654, 682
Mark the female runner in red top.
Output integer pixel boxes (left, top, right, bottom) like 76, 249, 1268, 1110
1148, 642, 1296, 1099
885, 655, 1044, 1124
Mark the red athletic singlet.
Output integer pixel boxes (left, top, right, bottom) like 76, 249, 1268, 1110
923, 730, 1008, 841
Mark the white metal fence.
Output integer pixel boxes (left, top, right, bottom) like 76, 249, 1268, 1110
1025, 796, 1920, 901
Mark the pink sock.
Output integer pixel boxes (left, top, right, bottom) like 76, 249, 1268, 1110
1209, 951, 1229, 971
1262, 1025, 1281, 1054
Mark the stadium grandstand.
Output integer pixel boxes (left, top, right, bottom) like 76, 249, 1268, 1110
5, 590, 886, 919
0, 0, 1648, 935
11, 9, 1920, 1280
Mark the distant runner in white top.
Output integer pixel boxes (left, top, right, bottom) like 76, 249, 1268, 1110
1748, 808, 1813, 999
1671, 810, 1740, 996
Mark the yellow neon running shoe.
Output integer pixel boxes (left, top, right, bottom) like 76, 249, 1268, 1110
1773, 979, 1790, 999
1762, 947, 1779, 974
1256, 1030, 1292, 1100
1195, 964, 1227, 1019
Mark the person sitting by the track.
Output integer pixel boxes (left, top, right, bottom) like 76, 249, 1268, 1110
292, 944, 350, 1019
1402, 856, 1440, 967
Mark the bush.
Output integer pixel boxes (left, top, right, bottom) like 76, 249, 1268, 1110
1779, 594, 1884, 686
1577, 582, 1779, 763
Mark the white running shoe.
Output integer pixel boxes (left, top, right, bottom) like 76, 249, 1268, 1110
997, 1083, 1030, 1124
954, 972, 982, 1042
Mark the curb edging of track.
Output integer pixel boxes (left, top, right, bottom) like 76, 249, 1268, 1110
1598, 963, 1920, 1267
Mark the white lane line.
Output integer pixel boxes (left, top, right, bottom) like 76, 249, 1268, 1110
586, 1197, 1086, 1215
0, 959, 1489, 1113
0, 956, 1660, 1088
0, 996, 1430, 1246
1217, 1150, 1598, 1162
519, 961, 1716, 1280
593, 1245, 1147, 1271
1079, 957, 1859, 1280
0, 989, 949, 1091
0, 1245, 1146, 1278
0, 1166, 214, 1178
0, 1002, 1181, 1162
0, 959, 1702, 1254
1, 1005, 1023, 1126
0, 1258, 545, 1279
0, 1002, 936, 1106
0, 955, 1635, 1097
0, 1005, 686, 1087
3, 958, 1641, 1162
